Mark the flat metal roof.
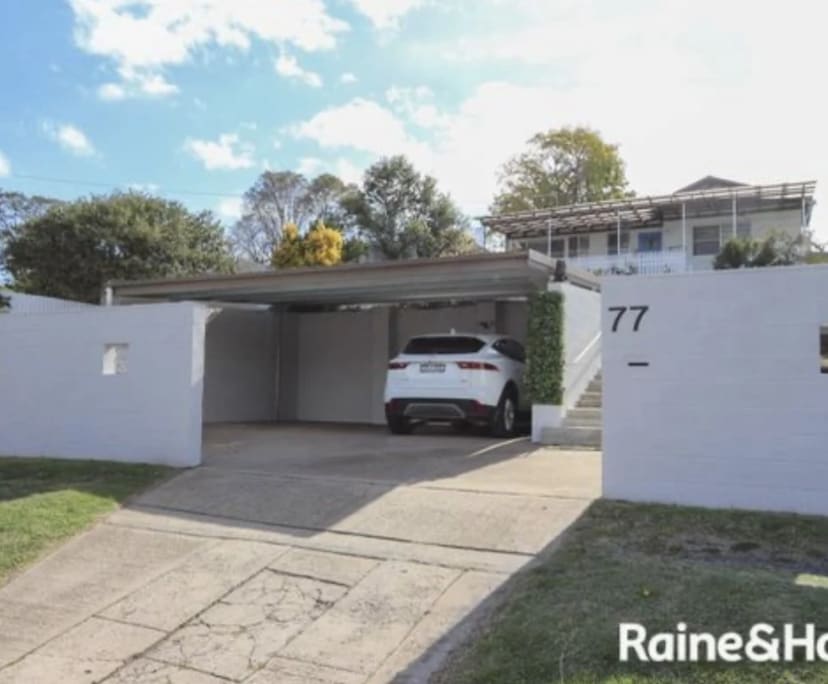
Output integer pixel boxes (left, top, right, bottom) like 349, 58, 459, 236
481, 180, 817, 238
110, 250, 599, 306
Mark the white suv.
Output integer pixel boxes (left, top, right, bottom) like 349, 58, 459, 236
384, 333, 527, 437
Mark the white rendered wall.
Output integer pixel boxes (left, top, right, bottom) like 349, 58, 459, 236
559, 282, 602, 411
603, 265, 828, 515
202, 307, 277, 424
2, 290, 94, 314
0, 302, 207, 467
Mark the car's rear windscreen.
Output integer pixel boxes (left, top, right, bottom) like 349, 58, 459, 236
403, 336, 486, 355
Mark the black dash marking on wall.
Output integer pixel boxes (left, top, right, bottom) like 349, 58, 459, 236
627, 361, 650, 368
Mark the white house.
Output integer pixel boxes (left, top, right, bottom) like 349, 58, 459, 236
481, 176, 817, 274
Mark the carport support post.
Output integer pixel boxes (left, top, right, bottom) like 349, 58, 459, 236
681, 202, 687, 267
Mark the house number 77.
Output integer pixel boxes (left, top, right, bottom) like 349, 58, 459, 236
608, 306, 649, 333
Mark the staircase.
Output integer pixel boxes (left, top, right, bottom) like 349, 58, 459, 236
540, 371, 602, 448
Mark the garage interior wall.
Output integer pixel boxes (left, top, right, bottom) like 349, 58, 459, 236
202, 307, 278, 423
270, 300, 530, 426
603, 265, 828, 516
0, 302, 208, 467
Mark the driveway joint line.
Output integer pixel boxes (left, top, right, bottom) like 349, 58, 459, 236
263, 566, 353, 588
124, 503, 541, 558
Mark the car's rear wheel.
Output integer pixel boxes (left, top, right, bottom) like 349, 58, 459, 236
387, 415, 414, 435
490, 387, 517, 438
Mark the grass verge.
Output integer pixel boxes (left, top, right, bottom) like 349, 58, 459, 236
436, 500, 828, 683
0, 457, 171, 585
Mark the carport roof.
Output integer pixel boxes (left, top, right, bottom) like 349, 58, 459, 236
110, 250, 597, 306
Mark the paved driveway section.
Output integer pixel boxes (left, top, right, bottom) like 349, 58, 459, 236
0, 424, 600, 684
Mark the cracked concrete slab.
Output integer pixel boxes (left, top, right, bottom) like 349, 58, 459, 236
0, 653, 117, 684
267, 548, 378, 587
280, 560, 460, 675
39, 616, 163, 661
150, 570, 346, 680
247, 656, 365, 684
100, 539, 288, 631
106, 658, 228, 683
0, 525, 204, 669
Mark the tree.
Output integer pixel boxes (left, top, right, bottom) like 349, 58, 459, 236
0, 292, 9, 311
342, 155, 476, 260
0, 190, 60, 233
2, 192, 233, 302
271, 222, 343, 269
713, 234, 800, 270
231, 171, 361, 264
492, 126, 631, 214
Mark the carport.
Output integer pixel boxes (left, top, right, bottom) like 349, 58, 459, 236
109, 250, 581, 427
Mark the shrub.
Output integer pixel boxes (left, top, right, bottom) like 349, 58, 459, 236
525, 290, 565, 404
713, 234, 800, 270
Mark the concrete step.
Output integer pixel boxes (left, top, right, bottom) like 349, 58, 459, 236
564, 416, 602, 429
567, 407, 602, 421
540, 426, 601, 448
577, 394, 602, 408
586, 381, 602, 393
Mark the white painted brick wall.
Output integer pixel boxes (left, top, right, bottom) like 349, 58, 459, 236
0, 302, 207, 467
603, 265, 828, 515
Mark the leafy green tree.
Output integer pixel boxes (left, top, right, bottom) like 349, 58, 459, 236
2, 192, 233, 302
713, 234, 801, 270
232, 170, 364, 263
342, 155, 476, 259
0, 292, 9, 311
492, 126, 631, 213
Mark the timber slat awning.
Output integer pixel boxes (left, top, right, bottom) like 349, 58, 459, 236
480, 181, 817, 238
110, 250, 600, 306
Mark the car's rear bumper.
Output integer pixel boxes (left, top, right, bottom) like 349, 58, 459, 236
385, 397, 495, 423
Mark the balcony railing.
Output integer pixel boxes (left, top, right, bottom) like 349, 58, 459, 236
567, 250, 690, 276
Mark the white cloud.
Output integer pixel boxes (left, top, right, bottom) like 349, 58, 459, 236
71, 0, 347, 98
217, 197, 244, 220
0, 150, 10, 177
386, 85, 450, 129
292, 97, 430, 164
98, 82, 126, 100
184, 133, 255, 170
348, 0, 424, 30
340, 72, 358, 84
42, 122, 96, 157
297, 156, 363, 184
274, 54, 322, 88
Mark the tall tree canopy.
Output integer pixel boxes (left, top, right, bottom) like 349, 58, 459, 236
492, 126, 631, 214
232, 170, 357, 263
2, 192, 233, 303
342, 155, 476, 260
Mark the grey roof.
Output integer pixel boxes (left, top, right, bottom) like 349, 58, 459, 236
675, 176, 747, 193
110, 250, 600, 306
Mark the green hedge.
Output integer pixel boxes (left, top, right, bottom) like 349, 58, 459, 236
525, 290, 564, 405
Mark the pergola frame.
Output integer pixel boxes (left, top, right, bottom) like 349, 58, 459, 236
481, 181, 817, 242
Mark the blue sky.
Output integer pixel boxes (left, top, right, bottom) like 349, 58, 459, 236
0, 0, 826, 240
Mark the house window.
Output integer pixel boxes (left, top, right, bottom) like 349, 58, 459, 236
102, 343, 128, 375
549, 238, 565, 259
720, 220, 752, 242
821, 327, 828, 374
693, 225, 721, 256
607, 232, 629, 256
637, 231, 663, 253
568, 235, 590, 258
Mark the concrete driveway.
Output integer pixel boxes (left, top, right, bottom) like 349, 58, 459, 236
0, 424, 600, 684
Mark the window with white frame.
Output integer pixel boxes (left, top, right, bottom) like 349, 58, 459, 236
607, 232, 629, 255
693, 225, 721, 256
568, 235, 589, 258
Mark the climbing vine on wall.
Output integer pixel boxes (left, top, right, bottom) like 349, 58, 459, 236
525, 290, 564, 404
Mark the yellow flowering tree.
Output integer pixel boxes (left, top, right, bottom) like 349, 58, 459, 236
271, 222, 343, 268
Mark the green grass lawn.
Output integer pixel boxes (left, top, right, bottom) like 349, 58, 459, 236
0, 457, 171, 585
437, 500, 828, 684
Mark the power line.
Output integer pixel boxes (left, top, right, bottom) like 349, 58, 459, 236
6, 173, 244, 200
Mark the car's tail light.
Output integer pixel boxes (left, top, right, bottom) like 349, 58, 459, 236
388, 362, 408, 370
456, 361, 498, 371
